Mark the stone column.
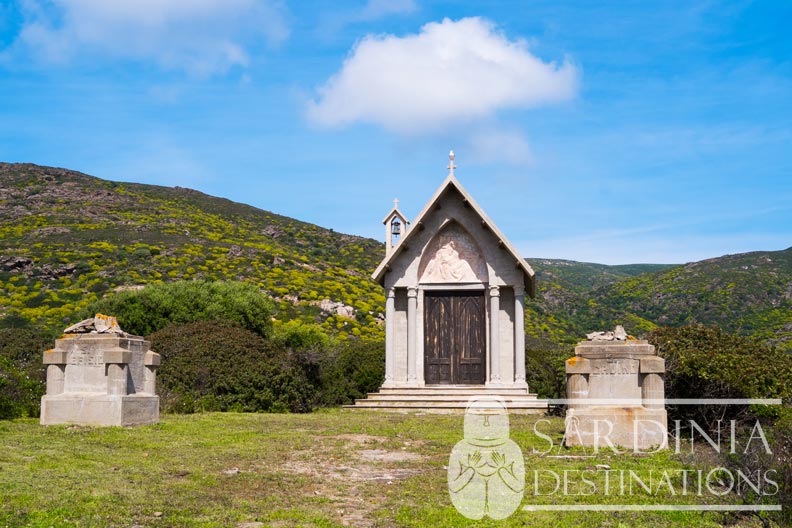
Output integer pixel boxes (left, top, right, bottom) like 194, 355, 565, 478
565, 356, 591, 410
416, 288, 425, 385
144, 350, 161, 395
104, 347, 131, 396
46, 364, 66, 395
566, 374, 589, 409
640, 356, 666, 409
43, 349, 68, 396
642, 374, 664, 409
383, 288, 396, 387
407, 287, 418, 384
144, 368, 156, 395
514, 286, 526, 386
106, 364, 127, 396
489, 286, 501, 384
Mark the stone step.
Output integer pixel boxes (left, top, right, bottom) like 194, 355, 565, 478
374, 387, 534, 396
351, 398, 547, 407
347, 385, 549, 414
343, 402, 547, 414
361, 393, 541, 402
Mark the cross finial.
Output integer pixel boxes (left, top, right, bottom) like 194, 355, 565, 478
447, 150, 456, 176
393, 198, 399, 209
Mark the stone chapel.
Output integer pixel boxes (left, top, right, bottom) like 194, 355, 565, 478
350, 153, 548, 412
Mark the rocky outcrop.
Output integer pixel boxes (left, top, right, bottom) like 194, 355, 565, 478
585, 325, 631, 341
63, 313, 132, 336
317, 299, 355, 319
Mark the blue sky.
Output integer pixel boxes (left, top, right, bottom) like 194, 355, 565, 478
1, 0, 790, 264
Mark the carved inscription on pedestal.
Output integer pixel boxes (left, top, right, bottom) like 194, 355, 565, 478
591, 359, 637, 375
587, 358, 641, 400
69, 349, 103, 367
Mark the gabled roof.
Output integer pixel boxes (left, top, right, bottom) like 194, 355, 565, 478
371, 174, 536, 297
381, 206, 409, 225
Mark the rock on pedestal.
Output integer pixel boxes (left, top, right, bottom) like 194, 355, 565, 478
564, 340, 667, 450
41, 333, 160, 426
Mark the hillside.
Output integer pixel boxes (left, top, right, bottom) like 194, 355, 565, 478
1, 163, 790, 351
532, 259, 676, 293
520, 259, 678, 347
585, 248, 792, 348
0, 163, 385, 339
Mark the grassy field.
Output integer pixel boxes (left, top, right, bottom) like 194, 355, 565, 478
0, 411, 766, 527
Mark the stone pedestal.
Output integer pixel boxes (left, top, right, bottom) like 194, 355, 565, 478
564, 340, 667, 450
41, 333, 160, 426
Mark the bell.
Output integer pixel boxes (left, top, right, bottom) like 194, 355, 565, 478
391, 219, 401, 236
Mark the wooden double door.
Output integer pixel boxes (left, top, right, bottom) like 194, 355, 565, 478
424, 291, 486, 385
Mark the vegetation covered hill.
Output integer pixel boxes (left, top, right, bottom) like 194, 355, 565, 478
1, 163, 790, 351
0, 163, 385, 340
522, 259, 677, 346
575, 249, 792, 350
523, 249, 792, 351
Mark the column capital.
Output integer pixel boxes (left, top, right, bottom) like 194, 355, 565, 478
387, 287, 397, 298
488, 285, 500, 297
407, 287, 418, 298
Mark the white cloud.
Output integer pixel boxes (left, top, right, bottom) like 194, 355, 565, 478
7, 0, 288, 75
307, 17, 578, 133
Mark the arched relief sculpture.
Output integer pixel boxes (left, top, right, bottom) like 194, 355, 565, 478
418, 223, 487, 284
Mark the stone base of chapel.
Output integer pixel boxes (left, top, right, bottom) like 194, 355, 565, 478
345, 385, 548, 414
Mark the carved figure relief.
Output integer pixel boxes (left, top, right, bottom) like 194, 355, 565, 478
419, 224, 487, 283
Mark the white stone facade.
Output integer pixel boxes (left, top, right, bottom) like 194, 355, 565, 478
372, 174, 536, 390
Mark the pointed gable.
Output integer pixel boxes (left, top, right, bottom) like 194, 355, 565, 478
372, 175, 536, 297
381, 204, 409, 226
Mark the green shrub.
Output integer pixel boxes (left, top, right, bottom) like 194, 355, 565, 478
272, 319, 332, 350
768, 408, 792, 525
0, 327, 52, 419
0, 327, 53, 368
0, 314, 34, 329
84, 280, 275, 337
0, 355, 43, 419
648, 325, 792, 422
649, 325, 792, 526
318, 339, 384, 405
524, 336, 570, 401
148, 320, 314, 413
270, 320, 383, 406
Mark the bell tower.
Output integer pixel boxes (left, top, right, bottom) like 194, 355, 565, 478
383, 198, 409, 255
